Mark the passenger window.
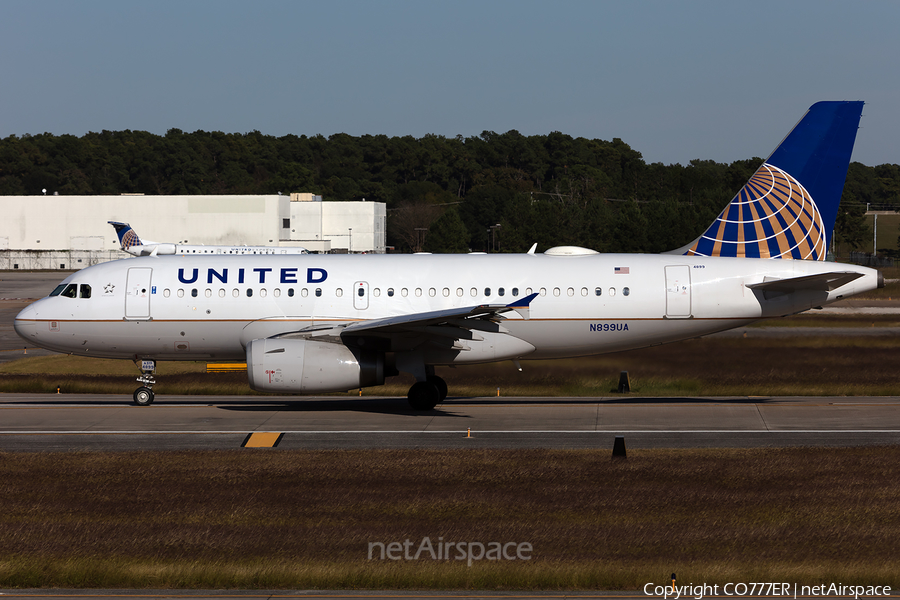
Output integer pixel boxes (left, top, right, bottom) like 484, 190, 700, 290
609, 288, 616, 297
553, 288, 561, 297
358, 287, 365, 297
246, 288, 253, 297
470, 288, 477, 297
512, 287, 519, 296
415, 288, 422, 297
539, 288, 546, 296
205, 289, 212, 298
301, 288, 308, 297
429, 288, 436, 297
79, 284, 91, 299
177, 289, 185, 298
456, 288, 463, 297
388, 288, 394, 297
288, 288, 294, 297
401, 288, 408, 297
373, 288, 381, 297
623, 287, 630, 296
315, 288, 322, 297
232, 289, 239, 298
484, 288, 491, 296
595, 287, 602, 296
61, 284, 78, 298
498, 288, 505, 297
442, 288, 450, 297
526, 287, 533, 295
336, 288, 343, 297
191, 289, 198, 298
567, 288, 574, 297
581, 287, 588, 297
260, 289, 267, 298
164, 289, 171, 298
219, 289, 226, 298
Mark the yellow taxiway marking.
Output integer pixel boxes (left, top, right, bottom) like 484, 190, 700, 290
241, 431, 284, 448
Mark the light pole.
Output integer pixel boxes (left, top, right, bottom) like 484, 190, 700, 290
490, 223, 502, 252
415, 228, 428, 253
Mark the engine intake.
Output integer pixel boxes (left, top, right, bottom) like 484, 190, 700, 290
246, 338, 383, 393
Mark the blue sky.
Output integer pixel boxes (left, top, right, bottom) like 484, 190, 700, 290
2, 0, 898, 166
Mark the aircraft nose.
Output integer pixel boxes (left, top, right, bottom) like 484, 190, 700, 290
13, 303, 38, 342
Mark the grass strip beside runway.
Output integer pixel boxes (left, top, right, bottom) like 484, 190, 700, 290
3, 333, 900, 397
0, 447, 898, 589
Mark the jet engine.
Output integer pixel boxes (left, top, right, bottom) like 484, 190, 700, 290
153, 243, 177, 255
246, 338, 384, 393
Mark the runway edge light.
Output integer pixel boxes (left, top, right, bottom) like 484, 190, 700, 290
612, 436, 627, 459
618, 371, 631, 393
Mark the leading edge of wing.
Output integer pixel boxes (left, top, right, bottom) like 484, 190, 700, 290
341, 292, 539, 336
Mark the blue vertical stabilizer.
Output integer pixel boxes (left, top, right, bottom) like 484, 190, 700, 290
683, 101, 863, 260
108, 221, 142, 249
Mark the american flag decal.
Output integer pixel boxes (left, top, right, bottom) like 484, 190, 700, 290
614, 266, 630, 274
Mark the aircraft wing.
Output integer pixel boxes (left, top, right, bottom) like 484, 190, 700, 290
343, 293, 538, 335
747, 271, 864, 294
275, 293, 538, 343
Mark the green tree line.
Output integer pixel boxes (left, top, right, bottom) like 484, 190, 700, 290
1, 129, 896, 254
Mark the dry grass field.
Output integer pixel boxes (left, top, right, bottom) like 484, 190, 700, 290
0, 448, 898, 589
2, 330, 899, 397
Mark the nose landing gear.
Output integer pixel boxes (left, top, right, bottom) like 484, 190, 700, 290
133, 359, 156, 406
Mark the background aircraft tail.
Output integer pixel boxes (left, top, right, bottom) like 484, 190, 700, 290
682, 101, 864, 260
108, 221, 144, 249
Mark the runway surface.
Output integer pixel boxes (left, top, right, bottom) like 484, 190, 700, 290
1, 393, 899, 451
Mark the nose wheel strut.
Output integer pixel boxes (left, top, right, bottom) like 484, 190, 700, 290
133, 359, 157, 406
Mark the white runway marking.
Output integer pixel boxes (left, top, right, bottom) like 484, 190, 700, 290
2, 429, 900, 435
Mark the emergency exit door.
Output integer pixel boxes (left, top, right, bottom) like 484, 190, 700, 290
353, 281, 369, 310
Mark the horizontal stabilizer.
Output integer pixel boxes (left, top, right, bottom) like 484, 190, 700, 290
747, 271, 864, 294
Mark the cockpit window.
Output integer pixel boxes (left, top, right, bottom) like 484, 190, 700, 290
80, 284, 91, 299
60, 284, 78, 298
49, 284, 67, 297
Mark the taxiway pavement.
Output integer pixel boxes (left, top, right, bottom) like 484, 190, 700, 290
1, 393, 898, 451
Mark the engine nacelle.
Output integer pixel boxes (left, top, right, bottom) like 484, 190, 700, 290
246, 338, 384, 393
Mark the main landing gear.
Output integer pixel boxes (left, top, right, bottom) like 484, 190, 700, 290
133, 359, 156, 406
407, 374, 448, 411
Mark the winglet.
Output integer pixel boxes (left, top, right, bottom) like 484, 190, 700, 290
505, 292, 538, 320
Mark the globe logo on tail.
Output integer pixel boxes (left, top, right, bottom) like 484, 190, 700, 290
685, 163, 826, 260
122, 229, 141, 248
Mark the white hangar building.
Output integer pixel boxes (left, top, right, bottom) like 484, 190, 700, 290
0, 193, 386, 270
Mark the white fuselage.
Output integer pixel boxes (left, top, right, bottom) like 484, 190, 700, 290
124, 244, 308, 256
14, 253, 880, 364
